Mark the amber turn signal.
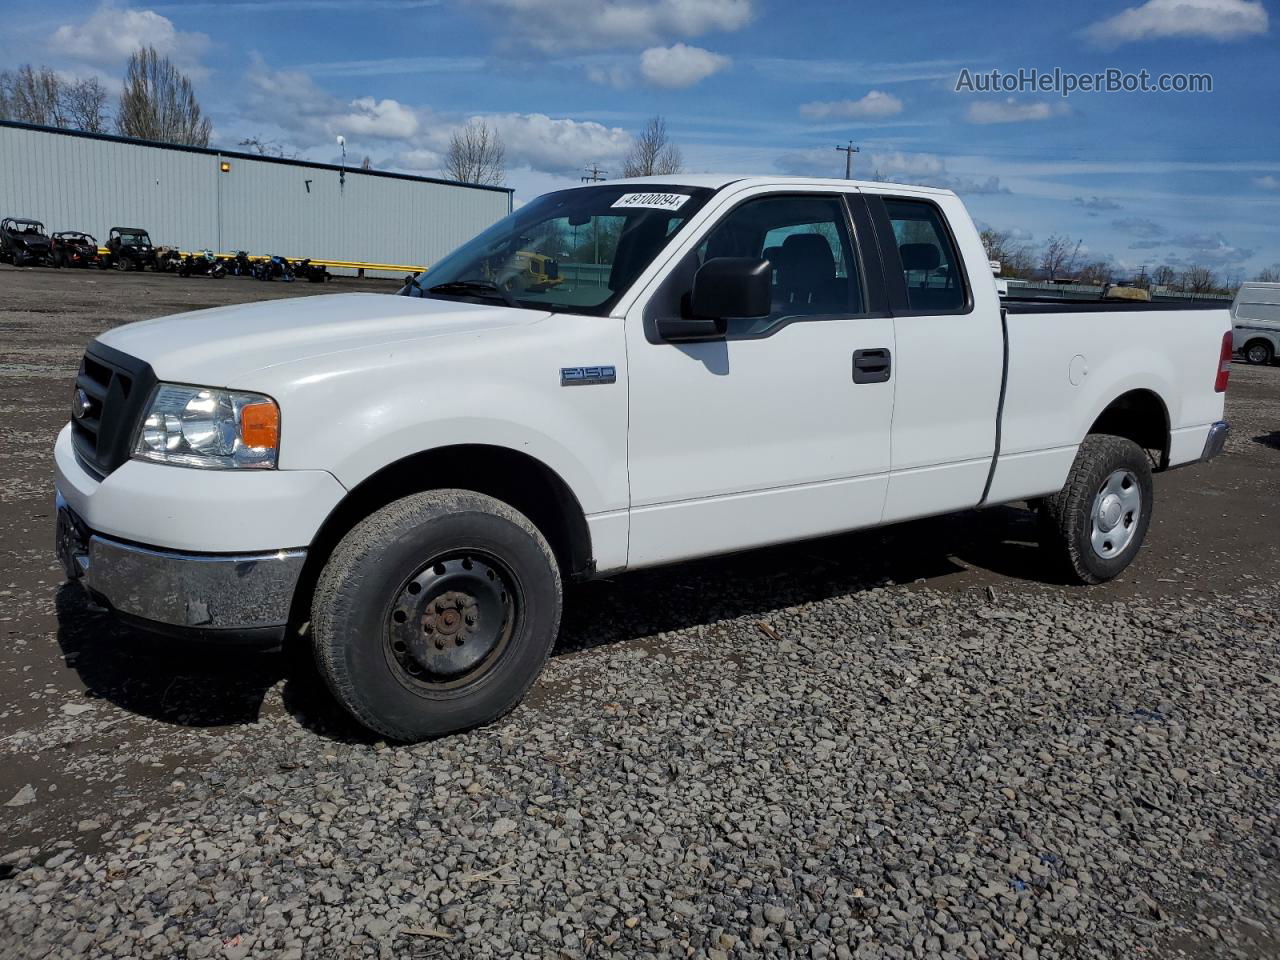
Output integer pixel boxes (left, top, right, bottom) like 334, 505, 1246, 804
240, 400, 280, 449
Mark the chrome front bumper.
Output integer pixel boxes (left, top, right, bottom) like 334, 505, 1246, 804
56, 493, 305, 636
1200, 420, 1230, 462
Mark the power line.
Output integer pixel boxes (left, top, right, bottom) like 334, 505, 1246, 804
582, 163, 607, 182
835, 141, 859, 180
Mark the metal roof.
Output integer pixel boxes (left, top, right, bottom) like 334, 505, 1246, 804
0, 120, 513, 196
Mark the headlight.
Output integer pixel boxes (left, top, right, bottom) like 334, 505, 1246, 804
133, 384, 280, 469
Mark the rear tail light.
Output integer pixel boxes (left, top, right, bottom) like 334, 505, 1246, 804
1215, 330, 1233, 393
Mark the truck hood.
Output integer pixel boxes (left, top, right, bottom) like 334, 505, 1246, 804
96, 293, 549, 386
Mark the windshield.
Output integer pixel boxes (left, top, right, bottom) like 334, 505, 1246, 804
119, 231, 148, 244
406, 184, 714, 314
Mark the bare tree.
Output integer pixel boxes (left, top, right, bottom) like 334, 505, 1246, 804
622, 116, 682, 178
117, 46, 210, 147
444, 120, 506, 186
1151, 264, 1177, 288
1040, 234, 1082, 281
1076, 260, 1114, 286
237, 135, 298, 159
0, 66, 111, 132
1180, 265, 1217, 295
61, 77, 110, 133
979, 228, 1034, 279
0, 65, 64, 127
1254, 265, 1280, 283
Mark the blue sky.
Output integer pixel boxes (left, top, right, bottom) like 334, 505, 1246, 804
5, 0, 1278, 277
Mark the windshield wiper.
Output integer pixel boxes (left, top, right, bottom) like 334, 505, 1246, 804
425, 279, 519, 309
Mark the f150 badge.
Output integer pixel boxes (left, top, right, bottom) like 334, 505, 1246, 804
560, 365, 617, 386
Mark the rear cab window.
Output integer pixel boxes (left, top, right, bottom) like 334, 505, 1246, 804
881, 198, 969, 314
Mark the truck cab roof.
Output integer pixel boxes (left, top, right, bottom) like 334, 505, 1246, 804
568, 174, 957, 197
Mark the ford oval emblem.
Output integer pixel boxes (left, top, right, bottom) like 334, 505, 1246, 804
72, 387, 91, 420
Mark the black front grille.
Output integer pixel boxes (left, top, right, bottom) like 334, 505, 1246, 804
70, 342, 157, 477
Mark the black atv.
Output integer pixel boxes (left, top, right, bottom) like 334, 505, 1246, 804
101, 227, 157, 271
50, 232, 101, 269
1, 217, 53, 266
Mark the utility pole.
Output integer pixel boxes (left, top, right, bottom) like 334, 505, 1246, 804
835, 141, 859, 179
582, 163, 607, 183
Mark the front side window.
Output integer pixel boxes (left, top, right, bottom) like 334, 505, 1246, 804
883, 198, 967, 313
685, 194, 864, 336
406, 185, 713, 315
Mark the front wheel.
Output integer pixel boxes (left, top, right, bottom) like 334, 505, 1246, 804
1039, 434, 1153, 584
311, 490, 563, 742
1244, 340, 1274, 366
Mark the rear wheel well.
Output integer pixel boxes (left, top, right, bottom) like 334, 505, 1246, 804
290, 445, 593, 630
1087, 389, 1170, 469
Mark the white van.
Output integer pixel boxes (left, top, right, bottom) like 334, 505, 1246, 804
1232, 282, 1280, 365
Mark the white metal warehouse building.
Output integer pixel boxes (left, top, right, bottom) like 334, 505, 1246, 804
0, 121, 512, 275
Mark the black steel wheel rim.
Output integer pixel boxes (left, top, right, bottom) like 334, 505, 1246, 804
384, 551, 518, 690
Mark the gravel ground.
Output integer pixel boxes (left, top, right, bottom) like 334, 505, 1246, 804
1, 265, 1278, 959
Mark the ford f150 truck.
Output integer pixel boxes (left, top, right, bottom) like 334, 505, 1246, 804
54, 176, 1232, 741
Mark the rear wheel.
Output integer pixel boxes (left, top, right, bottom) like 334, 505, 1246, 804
312, 490, 563, 742
1244, 339, 1274, 366
1039, 434, 1153, 584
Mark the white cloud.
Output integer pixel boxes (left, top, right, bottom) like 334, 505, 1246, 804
639, 43, 729, 87
240, 58, 631, 178
482, 112, 632, 175
244, 60, 422, 143
49, 4, 210, 71
396, 148, 446, 172
965, 99, 1065, 124
1085, 0, 1268, 45
799, 91, 903, 120
1255, 175, 1280, 190
1073, 195, 1122, 212
1166, 231, 1256, 264
335, 97, 420, 139
586, 62, 634, 88
774, 148, 1008, 195
463, 0, 754, 51
1112, 217, 1168, 238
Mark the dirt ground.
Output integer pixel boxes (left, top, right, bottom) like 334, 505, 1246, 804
1, 261, 1277, 859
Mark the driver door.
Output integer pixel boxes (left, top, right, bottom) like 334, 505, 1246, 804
624, 189, 896, 567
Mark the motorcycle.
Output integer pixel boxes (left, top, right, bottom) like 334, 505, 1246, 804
294, 258, 330, 283
177, 249, 227, 279
254, 255, 294, 282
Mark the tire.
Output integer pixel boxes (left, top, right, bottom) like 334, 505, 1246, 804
1244, 340, 1274, 366
1039, 434, 1154, 585
312, 489, 563, 742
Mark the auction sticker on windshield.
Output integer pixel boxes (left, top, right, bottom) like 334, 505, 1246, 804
611, 192, 691, 211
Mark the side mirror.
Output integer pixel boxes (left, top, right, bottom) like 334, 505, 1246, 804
656, 257, 772, 342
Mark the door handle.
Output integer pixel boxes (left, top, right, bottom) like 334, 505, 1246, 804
852, 348, 892, 384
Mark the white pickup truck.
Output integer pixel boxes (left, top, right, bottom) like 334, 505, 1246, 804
54, 176, 1232, 741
